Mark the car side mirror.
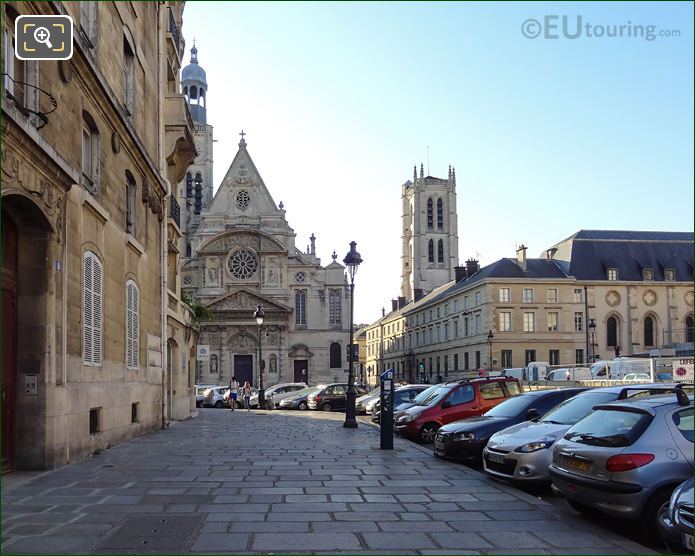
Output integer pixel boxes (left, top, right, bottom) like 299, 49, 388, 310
526, 408, 540, 420
441, 400, 452, 409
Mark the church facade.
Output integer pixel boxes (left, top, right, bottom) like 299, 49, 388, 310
178, 48, 351, 388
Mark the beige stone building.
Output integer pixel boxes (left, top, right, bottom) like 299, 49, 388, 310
1, 0, 197, 470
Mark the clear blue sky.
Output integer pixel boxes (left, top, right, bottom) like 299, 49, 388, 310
183, 1, 694, 324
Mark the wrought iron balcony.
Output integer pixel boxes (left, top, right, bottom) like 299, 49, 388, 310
169, 195, 181, 228
168, 8, 183, 59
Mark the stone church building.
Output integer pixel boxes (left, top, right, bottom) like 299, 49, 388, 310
179, 48, 351, 387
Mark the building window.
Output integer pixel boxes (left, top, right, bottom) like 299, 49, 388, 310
607, 315, 619, 347
463, 296, 469, 309
525, 349, 536, 366
547, 312, 559, 332
686, 315, 694, 343
125, 280, 140, 369
125, 171, 137, 235
453, 353, 459, 371
193, 173, 203, 215
427, 197, 433, 229
83, 252, 103, 367
501, 350, 512, 368
89, 408, 101, 435
436, 198, 444, 230
665, 268, 676, 281
428, 239, 434, 263
444, 323, 449, 341
499, 312, 511, 332
574, 288, 583, 303
2, 7, 26, 107
607, 268, 618, 281
464, 352, 469, 370
474, 314, 481, 334
295, 290, 307, 325
575, 349, 584, 364
475, 291, 481, 306
643, 268, 653, 281
463, 317, 469, 336
131, 402, 139, 423
82, 112, 100, 196
329, 289, 341, 325
644, 315, 655, 346
228, 249, 258, 279
436, 326, 441, 342
437, 240, 444, 263
185, 172, 193, 198
499, 288, 510, 303
475, 351, 481, 368
453, 319, 459, 338
547, 288, 558, 303
549, 349, 560, 365
329, 342, 341, 368
574, 312, 583, 332
80, 1, 98, 48
522, 288, 534, 303
523, 312, 535, 332
123, 35, 135, 117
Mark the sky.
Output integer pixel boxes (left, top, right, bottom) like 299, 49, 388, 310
183, 1, 694, 325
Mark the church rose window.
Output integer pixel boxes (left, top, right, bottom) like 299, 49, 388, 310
236, 190, 250, 209
228, 249, 258, 279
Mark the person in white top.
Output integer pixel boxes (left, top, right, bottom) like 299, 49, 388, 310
229, 377, 239, 412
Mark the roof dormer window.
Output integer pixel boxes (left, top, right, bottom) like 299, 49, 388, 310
665, 268, 675, 281
607, 268, 618, 281
643, 268, 653, 281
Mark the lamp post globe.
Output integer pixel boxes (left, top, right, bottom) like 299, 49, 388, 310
343, 241, 362, 429
254, 305, 266, 406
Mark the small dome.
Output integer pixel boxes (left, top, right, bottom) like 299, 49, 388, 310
182, 44, 207, 85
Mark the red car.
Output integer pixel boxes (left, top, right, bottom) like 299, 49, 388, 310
394, 378, 522, 443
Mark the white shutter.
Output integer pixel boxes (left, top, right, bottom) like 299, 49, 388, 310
83, 253, 93, 365
132, 284, 139, 368
92, 255, 103, 366
126, 282, 133, 368
126, 281, 139, 368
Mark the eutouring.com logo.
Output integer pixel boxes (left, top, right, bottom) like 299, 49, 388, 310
521, 15, 680, 42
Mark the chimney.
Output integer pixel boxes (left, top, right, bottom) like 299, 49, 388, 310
398, 296, 406, 309
381, 307, 385, 317
391, 299, 398, 312
465, 258, 479, 277
516, 244, 527, 271
414, 288, 423, 302
454, 265, 467, 283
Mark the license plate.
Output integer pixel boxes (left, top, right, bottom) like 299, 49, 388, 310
565, 457, 591, 472
487, 452, 505, 464
683, 533, 694, 551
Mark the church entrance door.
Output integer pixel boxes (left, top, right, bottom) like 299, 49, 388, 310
293, 360, 308, 384
234, 355, 253, 387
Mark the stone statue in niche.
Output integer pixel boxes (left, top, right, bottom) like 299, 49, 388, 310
269, 355, 277, 373
210, 354, 218, 373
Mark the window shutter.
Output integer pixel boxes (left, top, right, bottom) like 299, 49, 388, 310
83, 253, 93, 365
126, 281, 139, 368
126, 282, 133, 368
92, 255, 103, 365
132, 283, 139, 367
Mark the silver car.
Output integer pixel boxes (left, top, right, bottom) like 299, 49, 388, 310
658, 478, 694, 553
355, 387, 380, 414
549, 390, 693, 539
482, 384, 681, 484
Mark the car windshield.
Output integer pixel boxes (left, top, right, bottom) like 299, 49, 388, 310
366, 386, 380, 396
484, 394, 533, 418
564, 409, 650, 447
411, 385, 438, 404
289, 386, 315, 397
417, 385, 453, 406
590, 362, 607, 375
540, 392, 617, 425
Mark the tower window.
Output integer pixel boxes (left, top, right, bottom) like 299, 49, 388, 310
427, 198, 433, 229
185, 172, 192, 198
437, 198, 444, 229
437, 240, 444, 263
123, 35, 135, 117
193, 173, 203, 215
428, 239, 434, 263
125, 171, 137, 235
329, 342, 341, 368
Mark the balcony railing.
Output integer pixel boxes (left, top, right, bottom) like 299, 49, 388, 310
168, 8, 182, 58
169, 195, 181, 228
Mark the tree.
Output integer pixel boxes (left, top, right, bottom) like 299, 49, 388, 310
181, 291, 211, 328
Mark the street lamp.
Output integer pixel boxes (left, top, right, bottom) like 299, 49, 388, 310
487, 330, 494, 371
588, 318, 597, 363
254, 304, 266, 407
343, 241, 363, 429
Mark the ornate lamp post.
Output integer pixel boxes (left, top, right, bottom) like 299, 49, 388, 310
487, 330, 494, 371
254, 304, 266, 407
343, 241, 363, 429
588, 318, 597, 363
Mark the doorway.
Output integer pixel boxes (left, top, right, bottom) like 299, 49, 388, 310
2, 212, 18, 470
294, 359, 308, 384
234, 354, 253, 386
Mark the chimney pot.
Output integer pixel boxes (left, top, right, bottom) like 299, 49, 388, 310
516, 244, 528, 271
398, 296, 406, 309
414, 288, 424, 302
391, 299, 398, 312
454, 266, 467, 282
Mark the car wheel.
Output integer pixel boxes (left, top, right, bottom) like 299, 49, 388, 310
214, 401, 224, 409
322, 403, 332, 412
298, 401, 308, 410
419, 423, 439, 443
640, 487, 675, 543
567, 500, 592, 514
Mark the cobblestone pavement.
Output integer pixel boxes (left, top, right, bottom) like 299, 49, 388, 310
1, 409, 654, 554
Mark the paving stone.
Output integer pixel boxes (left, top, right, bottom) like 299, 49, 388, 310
479, 531, 551, 549
4, 535, 97, 553
266, 512, 333, 522
50, 523, 114, 536
378, 521, 455, 532
228, 521, 309, 533
284, 494, 328, 502
362, 532, 436, 549
6, 522, 59, 535
198, 503, 269, 513
429, 532, 495, 549
348, 502, 404, 512
449, 519, 569, 532
328, 494, 364, 502
429, 493, 478, 502
311, 521, 380, 532
204, 512, 267, 522
198, 522, 228, 533
189, 533, 250, 552
483, 510, 553, 521
270, 502, 348, 512
538, 531, 623, 548
333, 511, 401, 522
252, 532, 362, 551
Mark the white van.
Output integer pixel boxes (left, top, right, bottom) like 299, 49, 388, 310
526, 362, 549, 381
591, 358, 652, 380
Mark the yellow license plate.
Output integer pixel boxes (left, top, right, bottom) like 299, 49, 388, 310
566, 457, 591, 472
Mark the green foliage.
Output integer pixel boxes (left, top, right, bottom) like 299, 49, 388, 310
181, 291, 212, 327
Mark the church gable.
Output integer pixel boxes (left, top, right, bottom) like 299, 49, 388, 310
205, 288, 292, 313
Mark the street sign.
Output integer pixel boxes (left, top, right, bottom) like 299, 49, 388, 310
196, 345, 210, 361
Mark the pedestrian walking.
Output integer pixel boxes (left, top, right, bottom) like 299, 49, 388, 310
242, 381, 252, 412
229, 377, 239, 412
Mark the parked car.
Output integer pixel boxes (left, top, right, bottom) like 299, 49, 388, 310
549, 389, 693, 540
265, 382, 308, 408
434, 388, 588, 464
372, 384, 431, 424
355, 386, 381, 414
202, 386, 230, 408
395, 378, 522, 443
483, 384, 684, 484
623, 372, 652, 382
278, 386, 323, 410
195, 384, 218, 407
658, 478, 694, 553
307, 383, 367, 411
546, 368, 592, 381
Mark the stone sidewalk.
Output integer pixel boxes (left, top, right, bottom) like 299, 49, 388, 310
1, 409, 653, 554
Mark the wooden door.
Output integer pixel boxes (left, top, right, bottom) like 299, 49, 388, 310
234, 355, 253, 386
2, 212, 18, 471
293, 360, 308, 384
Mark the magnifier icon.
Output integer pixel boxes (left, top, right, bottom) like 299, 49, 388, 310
33, 26, 53, 49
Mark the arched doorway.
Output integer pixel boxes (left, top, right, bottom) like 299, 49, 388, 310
643, 315, 656, 347
606, 315, 620, 348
